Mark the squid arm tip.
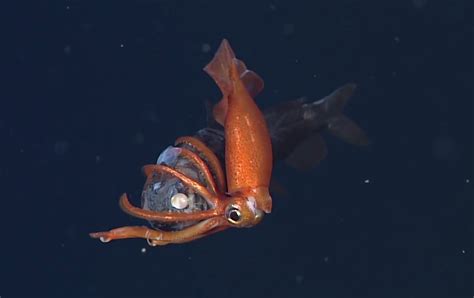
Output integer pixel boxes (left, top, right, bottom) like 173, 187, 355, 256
89, 232, 111, 243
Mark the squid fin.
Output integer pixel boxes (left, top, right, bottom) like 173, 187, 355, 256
204, 39, 264, 126
203, 39, 236, 98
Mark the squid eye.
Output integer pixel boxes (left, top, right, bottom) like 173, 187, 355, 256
170, 193, 189, 210
226, 206, 242, 224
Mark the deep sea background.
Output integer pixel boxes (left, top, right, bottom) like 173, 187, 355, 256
2, 1, 472, 297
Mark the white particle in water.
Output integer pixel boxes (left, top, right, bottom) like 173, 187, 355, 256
364, 179, 370, 184
413, 0, 428, 9
64, 45, 72, 55
54, 140, 69, 156
283, 23, 295, 36
295, 275, 304, 283
201, 43, 211, 53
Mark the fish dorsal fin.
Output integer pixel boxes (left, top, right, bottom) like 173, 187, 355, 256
204, 39, 264, 126
320, 83, 356, 114
285, 134, 328, 171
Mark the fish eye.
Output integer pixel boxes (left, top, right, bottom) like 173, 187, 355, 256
170, 192, 189, 210
226, 205, 242, 224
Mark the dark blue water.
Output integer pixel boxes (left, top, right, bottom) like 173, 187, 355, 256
3, 1, 472, 297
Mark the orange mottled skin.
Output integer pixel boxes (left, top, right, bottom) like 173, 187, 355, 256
204, 39, 273, 213
224, 60, 272, 211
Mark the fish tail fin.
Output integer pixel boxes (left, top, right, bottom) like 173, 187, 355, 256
317, 83, 369, 146
204, 39, 264, 126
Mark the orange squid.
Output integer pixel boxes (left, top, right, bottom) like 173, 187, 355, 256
90, 39, 273, 246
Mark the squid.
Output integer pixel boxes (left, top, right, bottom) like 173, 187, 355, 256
90, 39, 368, 246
